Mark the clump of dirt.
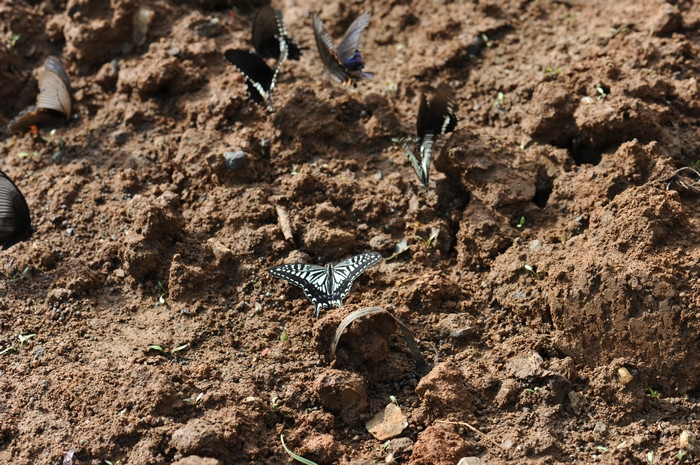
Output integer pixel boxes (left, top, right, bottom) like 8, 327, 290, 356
1, 0, 699, 464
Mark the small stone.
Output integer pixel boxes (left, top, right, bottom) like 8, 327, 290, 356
680, 430, 699, 455
593, 421, 608, 436
457, 458, 485, 465
224, 151, 246, 170
568, 391, 584, 415
449, 327, 473, 339
366, 403, 408, 441
168, 46, 180, 56
617, 367, 634, 385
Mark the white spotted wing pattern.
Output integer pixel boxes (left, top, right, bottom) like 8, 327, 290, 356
268, 252, 382, 316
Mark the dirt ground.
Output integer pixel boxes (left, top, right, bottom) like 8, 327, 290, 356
1, 0, 699, 463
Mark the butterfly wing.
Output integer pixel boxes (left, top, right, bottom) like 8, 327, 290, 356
252, 7, 301, 61
328, 251, 382, 306
417, 84, 457, 139
0, 171, 33, 250
312, 13, 354, 85
224, 49, 274, 104
268, 263, 331, 316
401, 137, 428, 188
336, 12, 371, 67
37, 68, 72, 117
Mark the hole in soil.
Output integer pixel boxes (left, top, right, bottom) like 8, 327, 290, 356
569, 137, 601, 165
533, 169, 553, 208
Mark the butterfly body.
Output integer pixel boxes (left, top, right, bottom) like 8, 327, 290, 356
402, 84, 458, 187
0, 171, 33, 250
268, 252, 382, 317
312, 12, 373, 86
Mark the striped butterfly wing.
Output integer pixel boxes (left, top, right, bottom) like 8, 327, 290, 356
37, 56, 72, 117
268, 263, 331, 316
224, 49, 274, 104
252, 6, 301, 61
0, 171, 33, 250
327, 251, 382, 306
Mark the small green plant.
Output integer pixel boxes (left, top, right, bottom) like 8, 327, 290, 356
523, 264, 541, 280
280, 434, 318, 465
0, 333, 36, 355
545, 67, 562, 76
492, 91, 505, 109
279, 331, 289, 342
648, 387, 660, 399
414, 228, 439, 248
596, 84, 608, 100
647, 451, 654, 463
481, 34, 492, 48
384, 81, 398, 98
156, 281, 167, 307
10, 33, 20, 48
516, 217, 526, 228
105, 460, 121, 465
183, 392, 204, 405
148, 343, 189, 357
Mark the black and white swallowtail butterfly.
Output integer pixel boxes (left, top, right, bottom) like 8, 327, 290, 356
0, 171, 33, 250
8, 56, 72, 134
400, 83, 458, 187
252, 6, 302, 61
312, 12, 373, 86
268, 252, 382, 317
224, 48, 284, 110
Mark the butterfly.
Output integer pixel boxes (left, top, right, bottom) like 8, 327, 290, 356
224, 49, 284, 111
399, 84, 458, 187
8, 56, 72, 134
268, 251, 382, 317
0, 170, 33, 250
312, 12, 374, 86
225, 7, 298, 112
252, 6, 302, 61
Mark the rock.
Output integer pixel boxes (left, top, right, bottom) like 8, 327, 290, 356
680, 430, 699, 455
223, 151, 246, 170
366, 403, 408, 441
593, 421, 608, 436
568, 391, 584, 415
457, 458, 485, 465
171, 456, 222, 465
314, 369, 367, 425
384, 437, 413, 457
170, 419, 226, 456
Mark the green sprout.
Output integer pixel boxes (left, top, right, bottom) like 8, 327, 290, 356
148, 343, 189, 357
647, 451, 654, 463
156, 281, 167, 307
10, 34, 20, 48
545, 67, 562, 76
171, 343, 189, 356
481, 34, 492, 48
648, 387, 659, 399
492, 91, 505, 109
596, 446, 609, 452
596, 84, 608, 100
414, 228, 439, 248
183, 392, 204, 405
384, 81, 398, 98
516, 217, 526, 228
279, 331, 289, 342
390, 395, 399, 406
523, 264, 541, 280
0, 333, 36, 355
280, 434, 318, 465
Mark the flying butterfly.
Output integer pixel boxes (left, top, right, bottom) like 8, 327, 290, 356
0, 171, 33, 250
268, 251, 382, 317
399, 84, 458, 187
252, 6, 302, 61
8, 56, 72, 134
312, 12, 374, 86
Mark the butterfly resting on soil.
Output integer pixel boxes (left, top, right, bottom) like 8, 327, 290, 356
268, 252, 382, 317
312, 12, 373, 86
224, 7, 300, 111
0, 170, 33, 250
399, 84, 458, 188
8, 56, 72, 134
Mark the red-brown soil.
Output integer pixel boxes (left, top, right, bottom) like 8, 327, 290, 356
1, 0, 699, 464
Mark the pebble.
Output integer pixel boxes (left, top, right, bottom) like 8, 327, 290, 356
224, 151, 246, 170
593, 421, 608, 436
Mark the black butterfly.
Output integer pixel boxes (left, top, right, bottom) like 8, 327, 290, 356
312, 12, 373, 86
224, 49, 284, 111
0, 170, 33, 250
252, 6, 301, 61
268, 252, 382, 317
8, 56, 72, 134
400, 84, 458, 187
